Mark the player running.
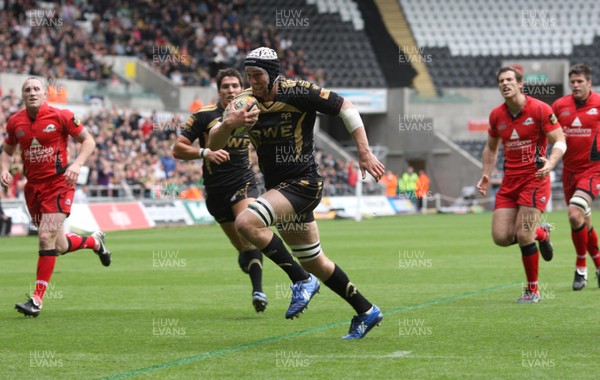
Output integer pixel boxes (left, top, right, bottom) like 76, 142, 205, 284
1, 77, 111, 317
477, 67, 566, 303
552, 64, 600, 290
173, 68, 267, 312
208, 47, 385, 339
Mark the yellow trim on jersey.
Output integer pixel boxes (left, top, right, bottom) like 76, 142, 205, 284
294, 112, 306, 160
280, 79, 296, 88
258, 102, 301, 114
206, 117, 221, 131
247, 133, 259, 148
237, 87, 302, 114
195, 104, 218, 114
205, 159, 213, 175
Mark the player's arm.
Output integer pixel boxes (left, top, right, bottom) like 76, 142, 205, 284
535, 127, 566, 178
173, 135, 229, 164
535, 106, 566, 178
339, 99, 385, 180
208, 102, 259, 150
299, 83, 385, 180
65, 129, 95, 185
477, 136, 500, 196
0, 143, 16, 189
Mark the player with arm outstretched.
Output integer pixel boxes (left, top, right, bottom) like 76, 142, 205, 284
1, 77, 111, 317
477, 67, 566, 303
208, 47, 385, 339
173, 68, 267, 312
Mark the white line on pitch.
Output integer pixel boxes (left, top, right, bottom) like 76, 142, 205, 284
303, 351, 412, 359
304, 351, 494, 360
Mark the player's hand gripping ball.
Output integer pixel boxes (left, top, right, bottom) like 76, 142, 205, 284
223, 95, 259, 136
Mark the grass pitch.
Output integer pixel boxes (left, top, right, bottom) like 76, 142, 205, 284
1, 211, 599, 379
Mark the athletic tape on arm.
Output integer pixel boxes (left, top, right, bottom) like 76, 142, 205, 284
339, 107, 363, 134
553, 141, 566, 154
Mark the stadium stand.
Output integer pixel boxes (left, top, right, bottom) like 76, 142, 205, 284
0, 1, 296, 86
454, 139, 503, 171
248, 0, 386, 87
0, 0, 386, 88
0, 0, 388, 201
399, 0, 600, 90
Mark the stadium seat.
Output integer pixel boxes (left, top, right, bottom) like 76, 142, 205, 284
399, 0, 600, 88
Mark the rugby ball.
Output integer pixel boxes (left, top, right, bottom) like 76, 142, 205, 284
223, 95, 259, 136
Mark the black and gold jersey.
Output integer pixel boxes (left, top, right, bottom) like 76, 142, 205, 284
181, 103, 254, 191
243, 79, 344, 189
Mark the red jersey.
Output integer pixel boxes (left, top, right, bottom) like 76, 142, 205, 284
552, 91, 600, 172
489, 95, 561, 177
5, 103, 84, 182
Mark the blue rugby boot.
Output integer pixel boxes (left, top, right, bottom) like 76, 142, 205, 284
342, 304, 383, 340
285, 274, 320, 319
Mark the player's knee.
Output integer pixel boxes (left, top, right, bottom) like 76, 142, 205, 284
237, 198, 276, 236
569, 196, 589, 225
514, 230, 534, 246
235, 213, 254, 238
492, 233, 514, 247
37, 230, 57, 249
55, 240, 69, 255
567, 207, 585, 227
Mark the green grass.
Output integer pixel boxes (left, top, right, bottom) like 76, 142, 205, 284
1, 211, 599, 379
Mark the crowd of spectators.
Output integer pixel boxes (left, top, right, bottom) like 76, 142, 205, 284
0, 90, 367, 200
0, 1, 364, 200
318, 150, 359, 196
0, 0, 326, 87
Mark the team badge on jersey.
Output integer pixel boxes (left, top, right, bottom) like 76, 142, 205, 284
43, 124, 56, 133
587, 108, 598, 115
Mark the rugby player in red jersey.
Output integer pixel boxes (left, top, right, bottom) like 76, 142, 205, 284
477, 67, 566, 303
552, 64, 600, 290
1, 77, 111, 317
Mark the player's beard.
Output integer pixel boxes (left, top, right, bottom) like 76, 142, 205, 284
251, 84, 268, 99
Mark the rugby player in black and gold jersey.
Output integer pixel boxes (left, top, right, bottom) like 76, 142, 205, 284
208, 47, 385, 339
172, 68, 267, 313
